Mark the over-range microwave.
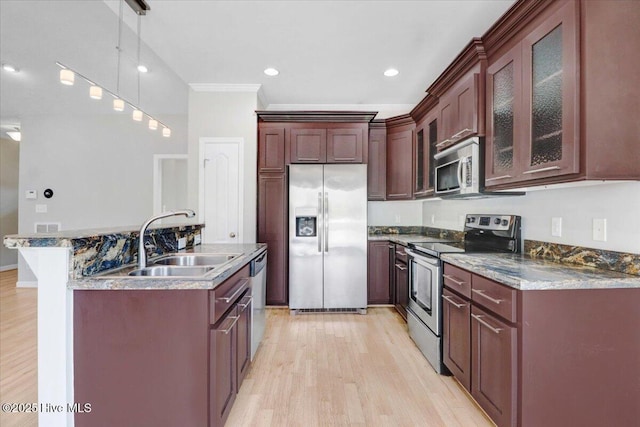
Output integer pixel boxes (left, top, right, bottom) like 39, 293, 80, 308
433, 137, 524, 199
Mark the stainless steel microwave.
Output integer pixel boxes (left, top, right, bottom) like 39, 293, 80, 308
433, 137, 481, 197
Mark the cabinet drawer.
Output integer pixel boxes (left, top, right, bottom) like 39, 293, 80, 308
395, 244, 408, 264
210, 265, 250, 325
443, 263, 472, 298
471, 274, 517, 323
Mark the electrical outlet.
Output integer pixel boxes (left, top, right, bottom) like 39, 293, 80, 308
394, 215, 401, 224
431, 214, 436, 225
177, 237, 187, 250
551, 217, 562, 237
593, 218, 607, 241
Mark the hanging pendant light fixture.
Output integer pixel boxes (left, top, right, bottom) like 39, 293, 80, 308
89, 85, 103, 100
54, 0, 171, 138
60, 69, 75, 85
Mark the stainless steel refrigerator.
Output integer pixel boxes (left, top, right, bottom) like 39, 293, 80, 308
289, 164, 367, 312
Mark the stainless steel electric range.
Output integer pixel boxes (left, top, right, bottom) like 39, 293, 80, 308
405, 214, 522, 374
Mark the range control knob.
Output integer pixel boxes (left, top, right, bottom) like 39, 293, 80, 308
494, 218, 501, 225
502, 219, 509, 226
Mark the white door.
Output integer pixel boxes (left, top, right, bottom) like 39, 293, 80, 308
200, 138, 244, 243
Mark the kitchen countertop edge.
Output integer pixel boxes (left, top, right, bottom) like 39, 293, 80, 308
70, 243, 267, 291
441, 253, 640, 291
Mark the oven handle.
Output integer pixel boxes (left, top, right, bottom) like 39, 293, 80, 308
405, 249, 439, 266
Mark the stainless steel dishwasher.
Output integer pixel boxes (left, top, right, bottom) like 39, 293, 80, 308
249, 250, 267, 360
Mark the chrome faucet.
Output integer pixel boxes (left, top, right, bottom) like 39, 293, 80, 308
137, 209, 196, 269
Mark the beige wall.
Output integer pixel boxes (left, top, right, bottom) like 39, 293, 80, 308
188, 90, 259, 243
0, 137, 19, 269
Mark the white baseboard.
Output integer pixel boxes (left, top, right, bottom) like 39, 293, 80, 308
17, 280, 38, 288
0, 264, 18, 272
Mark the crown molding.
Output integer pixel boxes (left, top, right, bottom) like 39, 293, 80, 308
426, 38, 487, 97
256, 110, 378, 123
189, 83, 262, 93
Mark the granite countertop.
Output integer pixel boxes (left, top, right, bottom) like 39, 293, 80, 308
441, 252, 640, 290
70, 243, 267, 291
368, 234, 459, 245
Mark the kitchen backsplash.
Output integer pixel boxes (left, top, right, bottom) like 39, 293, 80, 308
525, 240, 640, 276
368, 226, 464, 242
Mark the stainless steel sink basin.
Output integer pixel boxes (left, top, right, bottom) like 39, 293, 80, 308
128, 266, 213, 277
151, 253, 240, 267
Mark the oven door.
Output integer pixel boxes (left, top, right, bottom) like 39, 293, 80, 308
406, 249, 442, 336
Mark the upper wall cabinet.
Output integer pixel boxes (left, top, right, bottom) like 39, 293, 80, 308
411, 94, 439, 198
289, 125, 365, 163
385, 115, 415, 200
427, 38, 487, 152
482, 0, 640, 189
367, 121, 387, 201
485, 0, 579, 186
258, 128, 286, 173
290, 128, 327, 163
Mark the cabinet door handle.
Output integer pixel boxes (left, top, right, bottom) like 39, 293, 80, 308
485, 175, 512, 182
471, 314, 503, 334
238, 295, 253, 311
216, 278, 250, 303
522, 166, 561, 175
443, 274, 465, 286
395, 263, 407, 271
442, 295, 467, 309
217, 315, 240, 335
472, 289, 504, 304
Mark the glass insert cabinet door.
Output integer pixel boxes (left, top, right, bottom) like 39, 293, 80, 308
486, 0, 579, 186
521, 0, 579, 178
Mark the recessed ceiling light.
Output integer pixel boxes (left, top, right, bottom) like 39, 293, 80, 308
384, 68, 399, 77
2, 64, 18, 73
264, 68, 279, 76
137, 64, 148, 73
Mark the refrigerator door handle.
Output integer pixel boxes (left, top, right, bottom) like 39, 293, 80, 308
324, 192, 329, 252
317, 192, 323, 253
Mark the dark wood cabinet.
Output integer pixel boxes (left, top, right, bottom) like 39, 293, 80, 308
442, 288, 471, 391
426, 39, 486, 152
73, 264, 251, 427
236, 293, 252, 386
327, 128, 363, 163
393, 244, 409, 320
471, 305, 517, 427
257, 174, 287, 305
386, 116, 415, 200
485, 0, 579, 186
367, 123, 386, 200
367, 240, 392, 304
258, 128, 286, 173
414, 112, 438, 198
210, 306, 238, 427
290, 128, 327, 163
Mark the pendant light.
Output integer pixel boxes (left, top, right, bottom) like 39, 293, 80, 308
132, 109, 143, 121
148, 119, 158, 130
89, 85, 103, 100
60, 69, 75, 85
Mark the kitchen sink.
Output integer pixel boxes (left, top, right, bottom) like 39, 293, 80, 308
128, 265, 214, 277
151, 253, 240, 267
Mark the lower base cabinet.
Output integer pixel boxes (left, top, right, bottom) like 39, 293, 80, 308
393, 244, 409, 320
367, 240, 392, 304
443, 262, 640, 427
74, 265, 252, 427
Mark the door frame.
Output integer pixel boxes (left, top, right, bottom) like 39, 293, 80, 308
153, 154, 188, 215
198, 137, 245, 242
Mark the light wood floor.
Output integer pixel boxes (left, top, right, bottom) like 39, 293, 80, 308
0, 269, 37, 427
0, 269, 492, 426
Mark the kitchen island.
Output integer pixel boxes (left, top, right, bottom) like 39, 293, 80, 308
4, 224, 266, 427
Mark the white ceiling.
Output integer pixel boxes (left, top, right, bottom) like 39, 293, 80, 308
1, 0, 516, 129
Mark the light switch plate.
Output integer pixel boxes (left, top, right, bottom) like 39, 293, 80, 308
593, 218, 607, 241
35, 204, 47, 213
26, 190, 37, 200
551, 217, 562, 237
